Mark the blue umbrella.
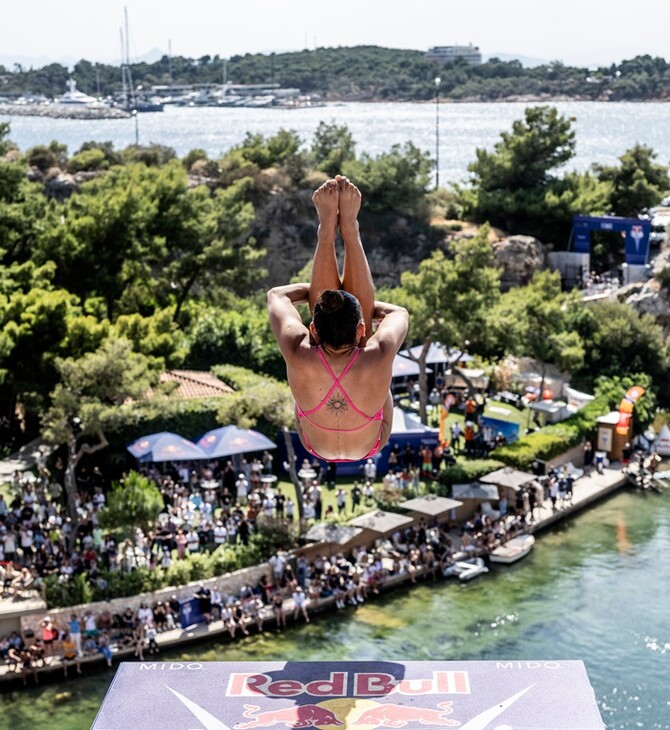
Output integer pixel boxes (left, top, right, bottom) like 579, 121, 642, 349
127, 431, 208, 462
197, 425, 276, 458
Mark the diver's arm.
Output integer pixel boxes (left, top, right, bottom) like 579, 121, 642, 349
267, 284, 311, 357
370, 300, 409, 354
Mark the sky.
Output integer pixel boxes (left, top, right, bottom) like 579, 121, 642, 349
1, 0, 668, 69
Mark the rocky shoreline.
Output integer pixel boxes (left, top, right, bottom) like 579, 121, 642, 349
0, 104, 130, 120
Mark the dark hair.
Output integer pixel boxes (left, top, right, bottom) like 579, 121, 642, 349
312, 290, 362, 347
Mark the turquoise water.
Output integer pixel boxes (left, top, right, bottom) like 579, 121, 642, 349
2, 487, 669, 729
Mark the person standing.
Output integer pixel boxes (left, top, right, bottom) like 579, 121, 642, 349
336, 487, 347, 515
68, 614, 82, 657
351, 482, 362, 510
363, 458, 377, 484
235, 473, 249, 506
450, 421, 462, 451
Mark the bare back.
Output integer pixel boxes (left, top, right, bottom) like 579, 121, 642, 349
287, 340, 394, 462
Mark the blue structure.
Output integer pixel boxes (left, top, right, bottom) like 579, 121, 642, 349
571, 215, 652, 266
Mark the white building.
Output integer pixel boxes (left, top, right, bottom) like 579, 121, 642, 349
425, 44, 482, 65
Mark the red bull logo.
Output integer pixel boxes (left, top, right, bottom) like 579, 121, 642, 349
227, 671, 469, 698
352, 700, 459, 727
234, 703, 344, 728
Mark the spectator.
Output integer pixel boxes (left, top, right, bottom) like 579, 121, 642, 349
60, 631, 82, 677
292, 586, 310, 623
68, 614, 82, 657
98, 630, 113, 668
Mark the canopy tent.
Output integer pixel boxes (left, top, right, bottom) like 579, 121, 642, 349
400, 343, 474, 365
529, 399, 570, 424
197, 425, 276, 458
127, 432, 208, 462
302, 523, 363, 547
398, 494, 463, 517
480, 467, 535, 492
0, 437, 55, 477
452, 483, 500, 500
443, 368, 489, 391
391, 406, 426, 433
391, 355, 432, 378
654, 424, 670, 457
348, 509, 414, 537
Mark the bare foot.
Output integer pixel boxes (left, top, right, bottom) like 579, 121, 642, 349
312, 179, 339, 234
336, 175, 361, 229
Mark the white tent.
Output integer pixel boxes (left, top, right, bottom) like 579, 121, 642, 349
654, 425, 670, 456
391, 406, 425, 433
452, 483, 500, 500
392, 354, 432, 378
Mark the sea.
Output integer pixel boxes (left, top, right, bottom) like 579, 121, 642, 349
2, 487, 670, 729
2, 101, 670, 186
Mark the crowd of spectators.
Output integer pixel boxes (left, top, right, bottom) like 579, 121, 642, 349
0, 451, 298, 599
1, 514, 471, 683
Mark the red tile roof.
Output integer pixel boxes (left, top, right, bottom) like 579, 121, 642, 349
144, 370, 234, 401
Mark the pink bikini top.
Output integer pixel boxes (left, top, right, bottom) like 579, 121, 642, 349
296, 346, 384, 463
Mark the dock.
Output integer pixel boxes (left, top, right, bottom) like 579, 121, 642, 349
0, 103, 130, 120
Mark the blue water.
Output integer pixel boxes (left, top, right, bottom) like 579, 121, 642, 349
2, 488, 669, 729
3, 101, 670, 186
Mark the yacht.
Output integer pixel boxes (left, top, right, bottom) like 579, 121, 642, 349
54, 79, 107, 108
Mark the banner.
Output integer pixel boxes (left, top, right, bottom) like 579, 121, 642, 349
480, 416, 519, 444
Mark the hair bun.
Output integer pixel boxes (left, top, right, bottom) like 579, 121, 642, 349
319, 289, 345, 313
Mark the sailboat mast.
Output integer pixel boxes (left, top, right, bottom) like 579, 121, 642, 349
120, 28, 127, 106
124, 6, 136, 108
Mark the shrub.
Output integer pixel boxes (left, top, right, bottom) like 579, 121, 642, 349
69, 148, 109, 173
491, 397, 607, 470
434, 459, 504, 495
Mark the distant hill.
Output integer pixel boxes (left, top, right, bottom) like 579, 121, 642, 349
1, 46, 669, 102
484, 52, 551, 68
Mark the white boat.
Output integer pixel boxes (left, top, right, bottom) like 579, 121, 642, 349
490, 534, 535, 564
54, 79, 107, 108
443, 556, 489, 581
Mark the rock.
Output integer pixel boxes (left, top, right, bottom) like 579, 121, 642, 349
625, 280, 670, 325
493, 235, 547, 290
45, 171, 78, 200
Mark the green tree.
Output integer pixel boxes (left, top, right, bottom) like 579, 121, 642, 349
393, 226, 501, 421
343, 142, 432, 216
311, 122, 356, 177
461, 106, 576, 238
568, 300, 670, 404
0, 263, 81, 430
499, 270, 585, 396
41, 337, 161, 547
594, 373, 655, 431
99, 470, 164, 536
185, 302, 284, 379
594, 144, 670, 216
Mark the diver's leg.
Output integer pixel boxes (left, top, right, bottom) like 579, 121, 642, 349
338, 176, 374, 341
309, 179, 341, 315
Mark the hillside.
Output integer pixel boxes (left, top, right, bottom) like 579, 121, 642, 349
2, 47, 669, 102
